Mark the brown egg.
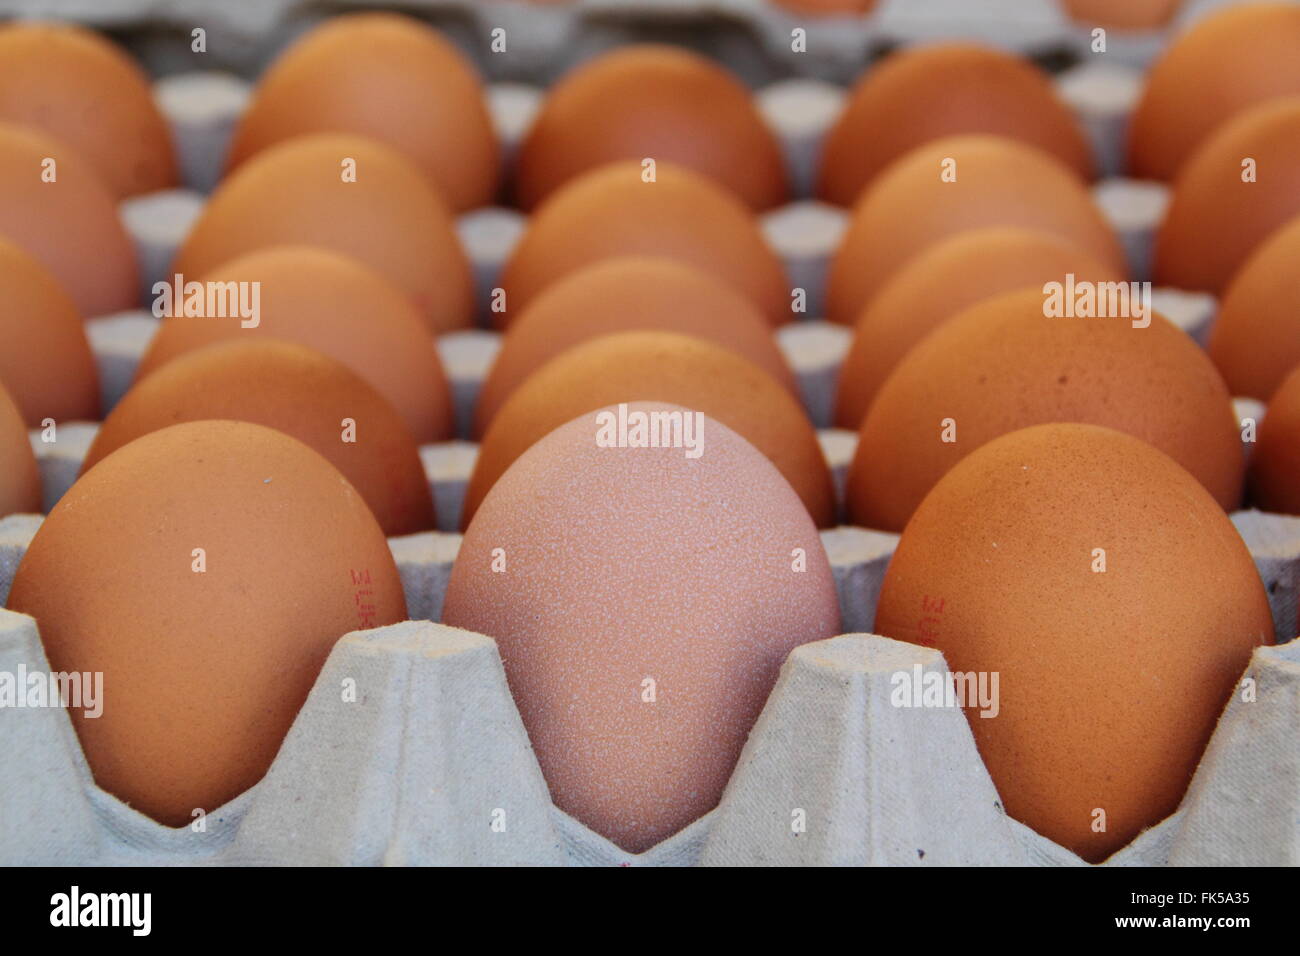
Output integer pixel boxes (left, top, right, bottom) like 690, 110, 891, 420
1155, 97, 1300, 294
475, 255, 796, 435
226, 12, 498, 212
0, 22, 176, 198
83, 341, 434, 536
497, 160, 790, 328
7, 420, 407, 826
1061, 0, 1182, 29
0, 123, 138, 317
825, 135, 1125, 323
817, 44, 1092, 207
0, 381, 39, 518
846, 289, 1243, 532
1128, 3, 1300, 181
444, 402, 840, 852
771, 0, 878, 13
834, 227, 1124, 428
875, 423, 1271, 861
465, 332, 833, 528
514, 45, 786, 211
1249, 366, 1300, 516
171, 134, 473, 333
0, 237, 99, 426
1208, 214, 1300, 401
136, 245, 453, 444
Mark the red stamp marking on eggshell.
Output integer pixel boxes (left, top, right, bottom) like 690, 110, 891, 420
350, 567, 377, 629
915, 594, 946, 647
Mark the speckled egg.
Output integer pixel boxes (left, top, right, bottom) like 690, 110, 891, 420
875, 423, 1272, 861
444, 402, 840, 852
465, 331, 833, 528
7, 421, 407, 826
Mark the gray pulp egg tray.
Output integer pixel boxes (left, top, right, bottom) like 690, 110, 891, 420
5, 0, 1299, 865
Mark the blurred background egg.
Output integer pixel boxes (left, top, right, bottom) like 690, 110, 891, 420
833, 226, 1124, 429
444, 402, 840, 852
475, 255, 796, 434
0, 122, 138, 317
0, 22, 176, 198
514, 44, 787, 211
1154, 97, 1300, 294
135, 245, 453, 444
825, 135, 1125, 324
770, 0, 878, 13
1208, 214, 1300, 401
846, 289, 1242, 532
1249, 366, 1300, 517
465, 331, 833, 527
82, 340, 434, 536
1060, 0, 1183, 29
7, 420, 407, 826
0, 237, 99, 426
0, 381, 39, 518
226, 12, 498, 212
497, 159, 790, 327
1127, 2, 1300, 181
875, 423, 1271, 861
817, 43, 1092, 207
171, 133, 473, 333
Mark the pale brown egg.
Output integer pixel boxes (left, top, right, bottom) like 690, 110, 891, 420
0, 22, 176, 197
136, 245, 453, 445
83, 340, 434, 536
825, 135, 1125, 324
474, 255, 796, 435
1061, 0, 1182, 29
834, 227, 1124, 428
1128, 3, 1300, 181
226, 12, 498, 212
0, 381, 39, 518
0, 237, 99, 426
875, 423, 1271, 861
444, 402, 840, 852
465, 332, 834, 528
846, 289, 1243, 532
818, 43, 1093, 207
1208, 214, 1300, 401
1249, 365, 1300, 517
514, 44, 787, 211
1155, 97, 1300, 294
171, 134, 473, 333
7, 420, 407, 826
497, 160, 790, 328
0, 122, 138, 317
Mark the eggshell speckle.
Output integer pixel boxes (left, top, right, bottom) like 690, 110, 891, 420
497, 160, 790, 327
1155, 97, 1300, 294
137, 245, 453, 444
0, 381, 39, 518
515, 45, 787, 211
833, 227, 1124, 428
6, 421, 407, 826
0, 22, 176, 198
444, 402, 840, 852
475, 255, 796, 435
172, 134, 473, 333
0, 122, 138, 317
875, 423, 1272, 861
0, 237, 99, 426
825, 135, 1125, 324
1208, 214, 1300, 401
818, 43, 1092, 207
1128, 3, 1300, 180
846, 289, 1243, 531
226, 13, 498, 212
465, 331, 834, 528
1249, 366, 1300, 519
83, 340, 434, 536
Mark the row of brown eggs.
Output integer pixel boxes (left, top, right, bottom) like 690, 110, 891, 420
0, 7, 1295, 862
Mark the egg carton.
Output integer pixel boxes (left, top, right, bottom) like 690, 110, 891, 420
1, 540, 1296, 865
